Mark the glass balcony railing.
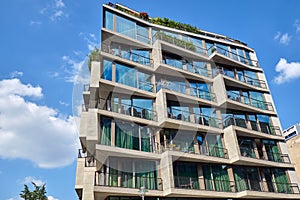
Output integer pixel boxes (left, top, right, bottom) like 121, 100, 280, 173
168, 107, 221, 129
226, 91, 274, 111
174, 176, 234, 192
153, 31, 207, 56
157, 81, 216, 102
160, 140, 228, 159
222, 116, 282, 136
258, 150, 291, 164
235, 179, 300, 194
101, 44, 153, 67
207, 45, 259, 68
162, 59, 211, 78
95, 171, 163, 190
98, 98, 156, 121
215, 69, 267, 89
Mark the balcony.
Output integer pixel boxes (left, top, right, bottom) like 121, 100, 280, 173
78, 149, 95, 167
208, 45, 259, 68
157, 81, 216, 102
101, 44, 153, 67
235, 179, 300, 194
97, 98, 156, 121
227, 91, 274, 111
223, 116, 282, 136
216, 69, 267, 89
161, 58, 212, 79
153, 31, 207, 56
168, 107, 221, 129
240, 147, 291, 164
95, 171, 163, 190
174, 176, 234, 192
160, 140, 228, 159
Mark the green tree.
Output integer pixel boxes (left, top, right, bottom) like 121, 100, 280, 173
20, 182, 47, 200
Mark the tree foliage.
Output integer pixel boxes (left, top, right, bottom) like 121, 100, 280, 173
20, 182, 47, 200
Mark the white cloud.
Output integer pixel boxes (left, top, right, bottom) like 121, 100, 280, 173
274, 32, 291, 45
79, 32, 99, 51
40, 0, 67, 21
294, 20, 300, 33
23, 176, 45, 186
274, 58, 300, 84
61, 56, 90, 84
0, 78, 78, 168
10, 71, 24, 78
279, 33, 291, 45
48, 196, 59, 200
274, 32, 281, 40
30, 20, 42, 26
59, 100, 69, 106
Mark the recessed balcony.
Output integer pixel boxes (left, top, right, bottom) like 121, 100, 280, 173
101, 43, 153, 67
94, 171, 163, 191
226, 91, 274, 112
97, 98, 156, 121
239, 147, 291, 164
157, 81, 216, 102
168, 107, 221, 129
208, 45, 260, 69
235, 178, 300, 194
223, 116, 282, 137
174, 176, 234, 192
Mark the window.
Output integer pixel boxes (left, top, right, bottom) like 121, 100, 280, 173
102, 60, 112, 81
100, 117, 111, 146
197, 133, 224, 157
203, 165, 230, 192
116, 63, 136, 88
105, 11, 114, 30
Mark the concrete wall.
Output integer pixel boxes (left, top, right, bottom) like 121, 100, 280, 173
287, 134, 300, 184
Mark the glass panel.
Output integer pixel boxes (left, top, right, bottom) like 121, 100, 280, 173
237, 70, 245, 82
131, 49, 151, 66
105, 11, 114, 30
237, 48, 246, 64
238, 138, 256, 158
231, 48, 239, 61
138, 71, 153, 92
174, 162, 199, 189
136, 25, 149, 43
132, 98, 153, 120
263, 140, 282, 162
115, 122, 139, 150
102, 60, 112, 81
116, 63, 137, 88
257, 115, 272, 134
206, 42, 214, 55
250, 92, 266, 110
245, 51, 253, 66
189, 37, 204, 54
248, 115, 258, 131
223, 68, 235, 79
116, 15, 135, 39
273, 169, 291, 193
100, 117, 111, 145
212, 165, 231, 192
216, 43, 229, 57
141, 127, 151, 152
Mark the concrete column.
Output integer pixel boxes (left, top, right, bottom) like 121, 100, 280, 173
197, 165, 205, 190
227, 166, 236, 192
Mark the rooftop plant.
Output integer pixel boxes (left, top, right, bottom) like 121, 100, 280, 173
155, 32, 196, 52
111, 3, 201, 35
88, 47, 100, 68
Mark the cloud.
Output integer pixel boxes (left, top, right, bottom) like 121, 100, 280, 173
274, 32, 291, 45
61, 56, 90, 84
10, 71, 24, 78
274, 32, 281, 40
23, 176, 45, 186
0, 78, 78, 168
294, 20, 300, 33
40, 0, 67, 21
59, 100, 69, 106
274, 58, 300, 84
79, 32, 99, 51
48, 196, 59, 200
30, 20, 42, 26
279, 33, 291, 45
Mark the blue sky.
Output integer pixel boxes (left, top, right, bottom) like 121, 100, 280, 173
1, 0, 300, 199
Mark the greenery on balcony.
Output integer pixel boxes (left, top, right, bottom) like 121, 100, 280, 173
112, 3, 201, 35
88, 47, 100, 68
149, 17, 201, 34
155, 32, 196, 51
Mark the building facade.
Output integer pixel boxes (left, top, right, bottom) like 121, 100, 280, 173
284, 123, 300, 187
75, 3, 300, 200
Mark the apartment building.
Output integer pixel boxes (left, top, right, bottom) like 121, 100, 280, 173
284, 123, 300, 187
75, 3, 300, 200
